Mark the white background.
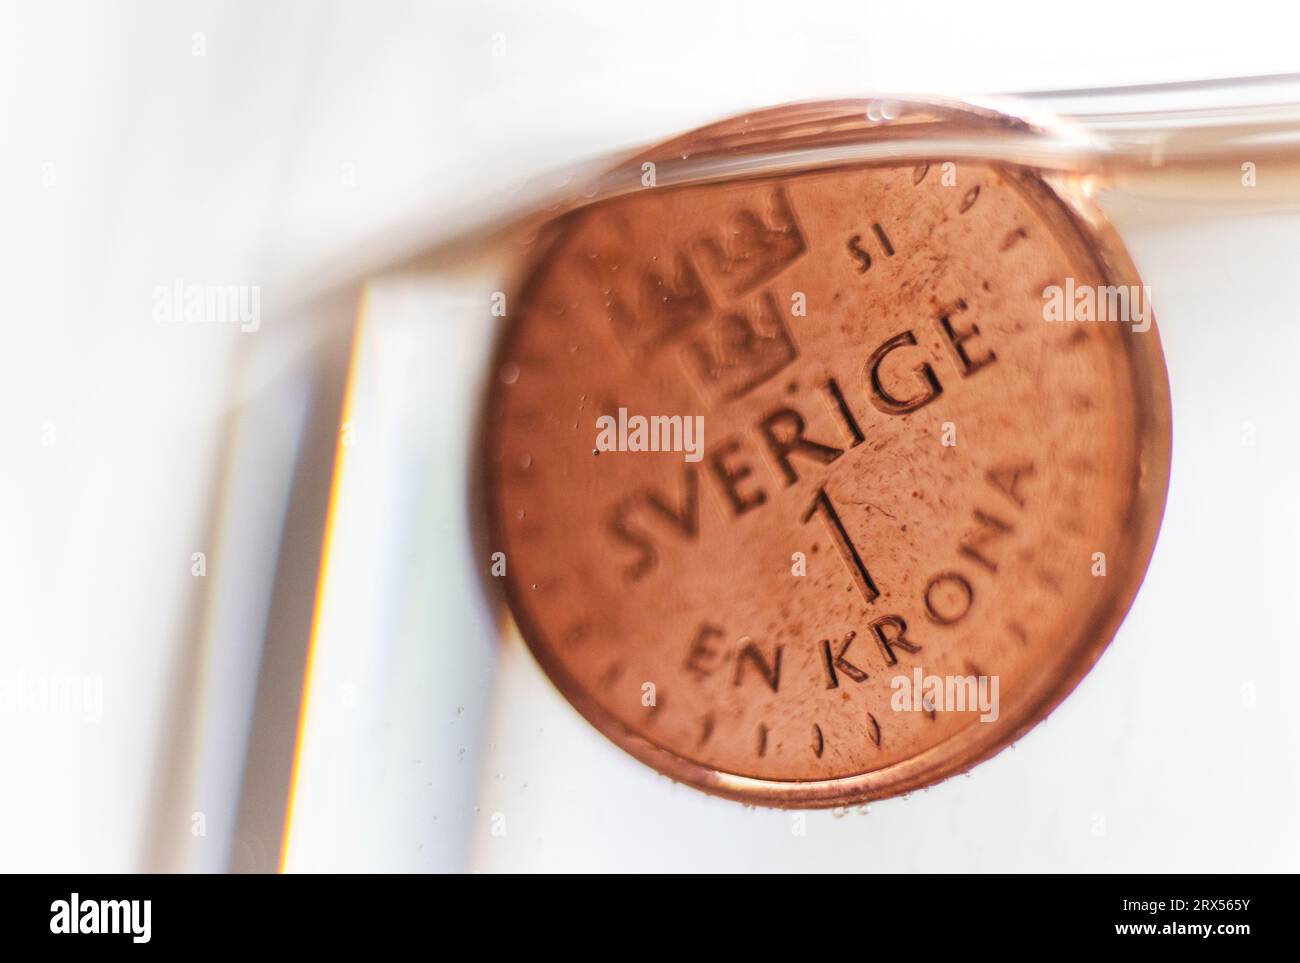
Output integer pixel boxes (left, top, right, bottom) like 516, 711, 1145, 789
2, 0, 1298, 871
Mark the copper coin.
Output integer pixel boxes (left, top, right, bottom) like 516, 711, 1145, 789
481, 104, 1171, 806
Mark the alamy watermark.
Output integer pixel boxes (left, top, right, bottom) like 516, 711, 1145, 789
0, 671, 103, 723
1042, 278, 1152, 333
890, 667, 999, 722
594, 407, 704, 463
152, 277, 261, 332
50, 893, 150, 943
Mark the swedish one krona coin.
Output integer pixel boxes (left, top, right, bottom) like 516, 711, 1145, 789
481, 105, 1172, 806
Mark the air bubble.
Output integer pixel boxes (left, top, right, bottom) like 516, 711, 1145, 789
865, 100, 900, 123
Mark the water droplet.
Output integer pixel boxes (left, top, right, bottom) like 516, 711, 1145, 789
499, 362, 519, 385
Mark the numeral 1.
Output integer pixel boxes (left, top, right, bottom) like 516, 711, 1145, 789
802, 486, 880, 605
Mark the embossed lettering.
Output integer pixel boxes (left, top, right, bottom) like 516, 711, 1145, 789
869, 614, 921, 666
685, 623, 725, 679
759, 407, 844, 486
958, 508, 1013, 573
821, 631, 869, 688
803, 487, 880, 605
734, 638, 784, 692
924, 571, 975, 626
866, 330, 943, 414
709, 439, 767, 517
938, 300, 996, 376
